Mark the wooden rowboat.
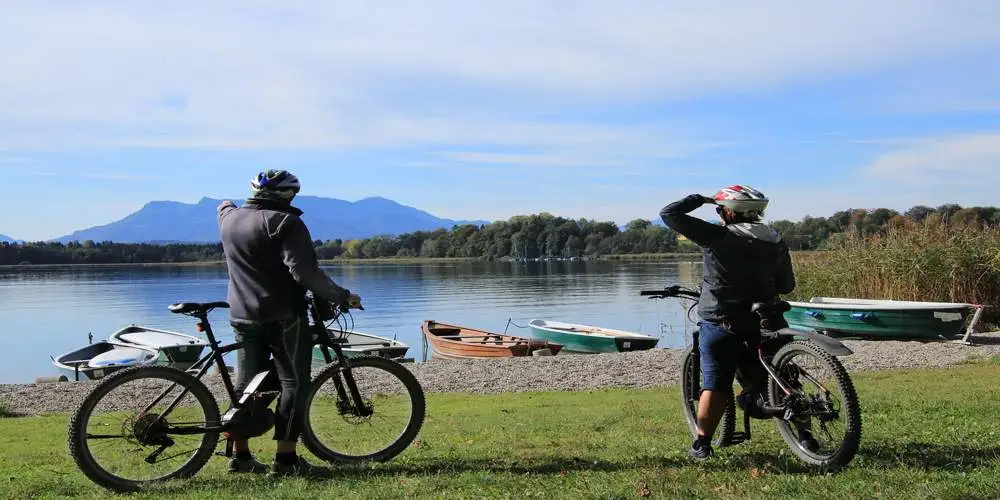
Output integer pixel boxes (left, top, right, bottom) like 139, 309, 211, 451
421, 320, 563, 359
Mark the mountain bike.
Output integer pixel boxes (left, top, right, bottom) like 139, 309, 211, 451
640, 285, 862, 469
67, 293, 425, 493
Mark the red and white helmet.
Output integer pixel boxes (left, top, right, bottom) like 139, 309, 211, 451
713, 184, 769, 214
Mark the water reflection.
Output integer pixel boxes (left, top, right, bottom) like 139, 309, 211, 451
0, 261, 703, 383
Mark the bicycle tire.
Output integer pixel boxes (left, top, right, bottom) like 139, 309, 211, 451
680, 347, 736, 447
67, 366, 221, 493
766, 340, 862, 470
302, 356, 425, 463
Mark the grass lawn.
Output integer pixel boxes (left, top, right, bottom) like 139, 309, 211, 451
2, 359, 1000, 499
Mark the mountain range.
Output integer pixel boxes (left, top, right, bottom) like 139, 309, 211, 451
33, 196, 489, 244
0, 234, 14, 243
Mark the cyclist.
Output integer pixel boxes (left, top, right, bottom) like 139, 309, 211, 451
659, 185, 795, 459
218, 169, 361, 476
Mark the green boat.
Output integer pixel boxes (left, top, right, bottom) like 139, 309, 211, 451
784, 297, 983, 341
528, 319, 659, 353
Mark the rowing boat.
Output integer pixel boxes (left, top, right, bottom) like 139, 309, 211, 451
422, 320, 562, 359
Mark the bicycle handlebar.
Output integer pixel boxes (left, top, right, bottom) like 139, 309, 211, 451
638, 285, 701, 300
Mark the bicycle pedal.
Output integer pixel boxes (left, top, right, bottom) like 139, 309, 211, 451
726, 432, 749, 446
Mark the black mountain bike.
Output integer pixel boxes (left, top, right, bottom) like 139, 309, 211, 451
640, 285, 861, 469
67, 294, 425, 493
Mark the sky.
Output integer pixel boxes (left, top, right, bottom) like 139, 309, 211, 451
2, 1, 1000, 241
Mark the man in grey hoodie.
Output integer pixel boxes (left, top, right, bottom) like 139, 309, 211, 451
218, 169, 360, 477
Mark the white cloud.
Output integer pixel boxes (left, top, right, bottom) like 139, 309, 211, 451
0, 157, 34, 164
2, 1, 1000, 151
864, 132, 1000, 184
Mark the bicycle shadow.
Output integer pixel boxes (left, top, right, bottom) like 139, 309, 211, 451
142, 441, 1000, 494
696, 441, 1000, 475
859, 441, 1000, 471
145, 454, 692, 494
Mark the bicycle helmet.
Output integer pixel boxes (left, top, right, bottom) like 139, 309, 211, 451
250, 169, 301, 200
712, 184, 768, 215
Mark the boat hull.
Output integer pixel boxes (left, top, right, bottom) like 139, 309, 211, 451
422, 321, 562, 359
51, 341, 159, 381
527, 320, 659, 353
312, 330, 410, 365
784, 297, 975, 340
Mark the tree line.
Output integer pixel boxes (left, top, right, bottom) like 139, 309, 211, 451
2, 204, 997, 265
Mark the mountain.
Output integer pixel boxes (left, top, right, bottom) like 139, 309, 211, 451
0, 234, 14, 243
53, 196, 490, 243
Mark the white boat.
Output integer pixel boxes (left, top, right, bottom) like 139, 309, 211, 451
312, 330, 410, 363
51, 341, 160, 381
108, 325, 209, 365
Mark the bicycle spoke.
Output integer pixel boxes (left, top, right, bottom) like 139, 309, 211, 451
72, 368, 219, 488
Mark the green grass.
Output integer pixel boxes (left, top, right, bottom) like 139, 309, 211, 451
3, 361, 1000, 499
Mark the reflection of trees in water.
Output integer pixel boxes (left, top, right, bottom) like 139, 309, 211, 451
676, 260, 701, 286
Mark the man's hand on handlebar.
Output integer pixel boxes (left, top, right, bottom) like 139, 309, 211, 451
347, 293, 364, 310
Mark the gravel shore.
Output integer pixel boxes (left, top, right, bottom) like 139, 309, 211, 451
3, 332, 999, 417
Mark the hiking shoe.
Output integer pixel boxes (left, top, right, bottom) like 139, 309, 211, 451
269, 456, 333, 478
228, 456, 270, 474
689, 440, 713, 460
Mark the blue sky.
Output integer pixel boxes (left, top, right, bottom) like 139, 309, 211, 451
2, 1, 1000, 241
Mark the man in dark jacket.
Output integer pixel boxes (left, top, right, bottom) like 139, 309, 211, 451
218, 169, 359, 476
660, 185, 795, 459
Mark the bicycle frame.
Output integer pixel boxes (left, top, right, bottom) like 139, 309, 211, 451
137, 299, 369, 446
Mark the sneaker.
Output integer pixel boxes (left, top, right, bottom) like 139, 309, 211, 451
689, 440, 713, 460
269, 456, 333, 478
228, 456, 270, 474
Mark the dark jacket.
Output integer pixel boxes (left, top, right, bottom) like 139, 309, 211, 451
218, 198, 350, 324
660, 194, 795, 323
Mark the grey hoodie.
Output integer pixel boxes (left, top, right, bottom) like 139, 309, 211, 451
218, 197, 350, 324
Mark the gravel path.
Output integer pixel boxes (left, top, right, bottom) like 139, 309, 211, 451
3, 332, 999, 417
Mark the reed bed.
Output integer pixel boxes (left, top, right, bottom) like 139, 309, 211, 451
790, 221, 1000, 323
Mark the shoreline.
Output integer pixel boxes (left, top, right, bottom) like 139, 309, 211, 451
4, 332, 999, 417
0, 253, 715, 270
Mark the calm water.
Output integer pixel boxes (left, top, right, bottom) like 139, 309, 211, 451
0, 260, 705, 384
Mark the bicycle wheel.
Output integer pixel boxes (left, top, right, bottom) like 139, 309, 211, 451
766, 340, 862, 469
67, 366, 221, 493
680, 347, 736, 447
302, 356, 425, 463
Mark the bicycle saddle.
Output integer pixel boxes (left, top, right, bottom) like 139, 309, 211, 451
168, 301, 231, 315
751, 300, 791, 316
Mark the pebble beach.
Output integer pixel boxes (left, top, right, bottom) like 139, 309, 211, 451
2, 332, 999, 417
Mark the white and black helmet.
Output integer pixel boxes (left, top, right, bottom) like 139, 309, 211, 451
250, 169, 301, 200
713, 184, 769, 215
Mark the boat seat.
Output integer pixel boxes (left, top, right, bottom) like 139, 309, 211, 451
168, 301, 230, 315
751, 300, 791, 316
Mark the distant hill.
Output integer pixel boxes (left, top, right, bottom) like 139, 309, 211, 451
52, 196, 489, 243
0, 234, 14, 243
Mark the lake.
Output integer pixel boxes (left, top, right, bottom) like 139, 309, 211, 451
0, 260, 704, 384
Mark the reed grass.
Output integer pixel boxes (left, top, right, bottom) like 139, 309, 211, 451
790, 220, 1000, 323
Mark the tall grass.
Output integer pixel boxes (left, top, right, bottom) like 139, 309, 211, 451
790, 220, 1000, 319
